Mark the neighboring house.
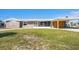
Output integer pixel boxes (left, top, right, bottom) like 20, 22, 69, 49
0, 21, 5, 28
66, 19, 79, 28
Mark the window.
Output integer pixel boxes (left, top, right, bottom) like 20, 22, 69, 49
23, 22, 27, 25
24, 23, 27, 25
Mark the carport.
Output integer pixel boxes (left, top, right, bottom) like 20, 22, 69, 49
52, 20, 66, 28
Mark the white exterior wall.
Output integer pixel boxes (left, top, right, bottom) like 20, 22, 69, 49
23, 24, 35, 28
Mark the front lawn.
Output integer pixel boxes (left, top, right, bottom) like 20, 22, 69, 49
0, 29, 79, 50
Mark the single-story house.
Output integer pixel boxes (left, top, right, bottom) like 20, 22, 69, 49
1, 18, 79, 29
0, 21, 5, 28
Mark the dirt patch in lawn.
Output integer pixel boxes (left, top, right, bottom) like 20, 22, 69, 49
12, 35, 49, 50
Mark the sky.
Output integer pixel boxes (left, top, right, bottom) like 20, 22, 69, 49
0, 9, 79, 20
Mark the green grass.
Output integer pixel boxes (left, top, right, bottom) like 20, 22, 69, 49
0, 29, 79, 50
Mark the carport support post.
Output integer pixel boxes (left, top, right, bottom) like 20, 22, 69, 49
36, 21, 38, 27
57, 21, 59, 28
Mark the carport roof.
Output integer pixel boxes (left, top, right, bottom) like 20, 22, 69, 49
52, 18, 79, 21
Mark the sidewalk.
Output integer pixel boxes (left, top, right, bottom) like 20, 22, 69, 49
0, 28, 79, 32
0, 28, 23, 31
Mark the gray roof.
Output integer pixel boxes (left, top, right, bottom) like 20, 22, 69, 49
4, 18, 53, 21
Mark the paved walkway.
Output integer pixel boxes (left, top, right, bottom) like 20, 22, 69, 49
0, 28, 21, 31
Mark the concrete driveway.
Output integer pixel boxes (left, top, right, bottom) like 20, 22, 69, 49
61, 28, 79, 32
